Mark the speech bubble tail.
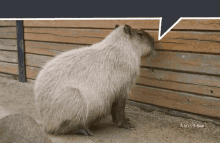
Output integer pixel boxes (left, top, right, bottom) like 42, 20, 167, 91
158, 17, 182, 40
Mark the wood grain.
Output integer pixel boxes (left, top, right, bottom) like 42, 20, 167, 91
23, 20, 220, 30
136, 76, 220, 98
0, 72, 18, 80
3, 52, 219, 92
0, 20, 16, 27
0, 39, 17, 51
0, 51, 53, 68
0, 61, 18, 75
24, 28, 220, 54
0, 27, 17, 39
23, 56, 220, 98
24, 32, 102, 45
128, 100, 220, 126
26, 66, 40, 79
22, 50, 220, 86
25, 54, 52, 68
150, 31, 220, 54
130, 85, 220, 118
141, 51, 220, 75
0, 51, 17, 63
22, 51, 220, 98
140, 68, 220, 88
174, 19, 220, 30
23, 20, 160, 29
24, 50, 220, 76
0, 63, 42, 79
25, 41, 85, 56
24, 28, 111, 38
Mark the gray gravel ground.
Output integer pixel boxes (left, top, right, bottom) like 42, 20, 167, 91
1, 76, 220, 143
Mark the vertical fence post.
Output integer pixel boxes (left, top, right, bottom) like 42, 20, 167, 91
16, 20, 26, 82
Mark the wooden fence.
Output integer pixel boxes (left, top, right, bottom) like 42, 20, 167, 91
1, 20, 220, 119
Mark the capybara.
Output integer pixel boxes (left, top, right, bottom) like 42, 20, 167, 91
34, 24, 156, 135
0, 114, 52, 143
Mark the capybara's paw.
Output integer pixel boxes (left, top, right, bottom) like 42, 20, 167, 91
118, 121, 135, 129
113, 118, 129, 123
76, 128, 93, 136
112, 119, 117, 123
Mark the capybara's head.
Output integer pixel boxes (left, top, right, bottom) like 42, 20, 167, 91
114, 24, 157, 57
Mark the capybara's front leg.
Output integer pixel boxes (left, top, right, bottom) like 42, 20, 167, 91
112, 102, 129, 123
111, 102, 117, 123
114, 97, 135, 129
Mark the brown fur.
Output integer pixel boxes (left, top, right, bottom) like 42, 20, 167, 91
34, 24, 156, 135
0, 114, 52, 143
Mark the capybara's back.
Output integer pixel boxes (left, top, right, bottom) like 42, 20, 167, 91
34, 24, 156, 135
0, 114, 52, 143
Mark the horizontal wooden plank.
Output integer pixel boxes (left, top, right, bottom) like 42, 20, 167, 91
26, 54, 52, 68
0, 51, 17, 63
0, 72, 18, 80
0, 51, 51, 78
23, 20, 159, 29
2, 49, 218, 85
157, 39, 220, 54
0, 62, 40, 79
141, 51, 220, 75
2, 50, 219, 98
26, 66, 40, 79
24, 53, 220, 98
0, 51, 54, 68
24, 28, 220, 54
127, 100, 220, 126
24, 51, 220, 79
140, 68, 220, 88
0, 39, 17, 51
24, 28, 111, 38
24, 32, 102, 45
150, 31, 220, 54
0, 27, 16, 39
130, 85, 220, 118
174, 19, 220, 30
0, 61, 18, 75
0, 20, 16, 27
136, 76, 220, 98
24, 27, 109, 44
23, 20, 220, 30
25, 41, 85, 56
24, 56, 220, 97
25, 64, 220, 100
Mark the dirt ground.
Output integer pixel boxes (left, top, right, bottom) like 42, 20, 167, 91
1, 76, 220, 143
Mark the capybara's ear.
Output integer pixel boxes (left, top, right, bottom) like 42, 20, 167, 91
124, 25, 132, 35
115, 24, 119, 29
137, 29, 144, 36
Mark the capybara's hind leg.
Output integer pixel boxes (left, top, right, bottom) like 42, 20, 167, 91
44, 87, 87, 135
